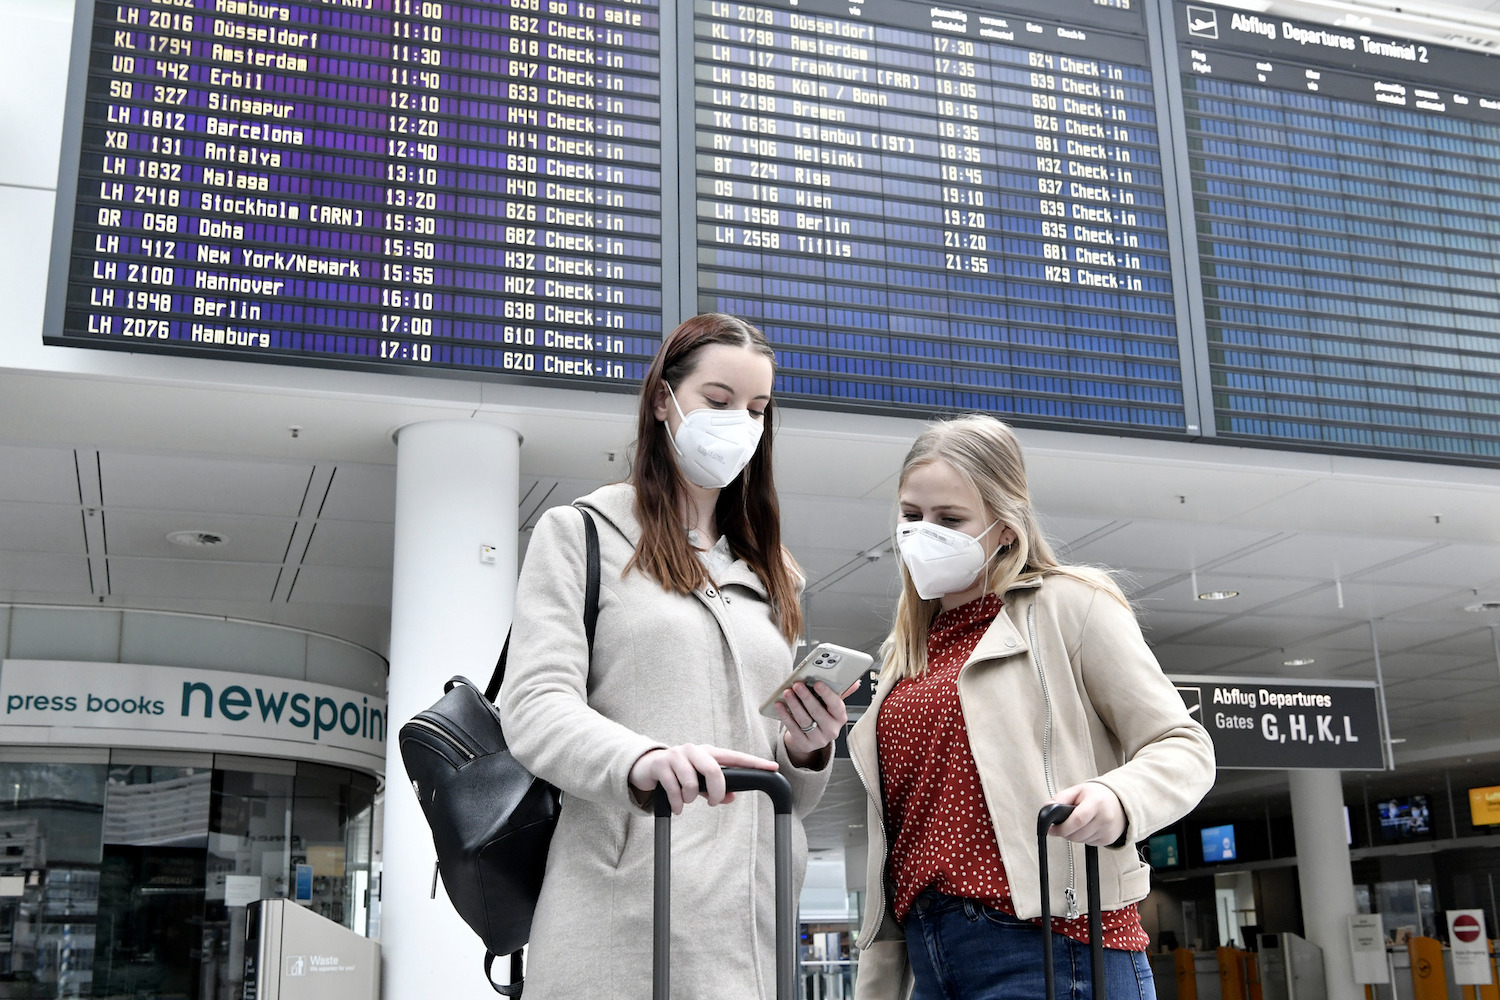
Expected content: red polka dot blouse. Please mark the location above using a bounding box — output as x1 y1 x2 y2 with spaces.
876 592 1149 950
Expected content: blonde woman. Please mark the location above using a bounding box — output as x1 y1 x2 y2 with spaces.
849 415 1214 1000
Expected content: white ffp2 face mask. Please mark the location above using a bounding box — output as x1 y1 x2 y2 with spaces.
666 384 764 489
896 520 1000 600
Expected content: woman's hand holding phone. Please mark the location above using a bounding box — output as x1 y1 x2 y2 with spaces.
628 744 778 816
773 678 856 763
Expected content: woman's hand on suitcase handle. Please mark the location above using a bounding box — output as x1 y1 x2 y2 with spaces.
1045 782 1126 847
629 744 778 815
775 680 856 765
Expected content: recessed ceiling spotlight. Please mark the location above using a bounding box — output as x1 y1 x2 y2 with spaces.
166 530 228 548
1463 601 1500 613
1283 658 1315 667
1197 590 1239 601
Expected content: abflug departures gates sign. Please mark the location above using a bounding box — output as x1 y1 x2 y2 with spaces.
1170 674 1385 770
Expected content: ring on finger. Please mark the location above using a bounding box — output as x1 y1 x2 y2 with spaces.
799 720 818 733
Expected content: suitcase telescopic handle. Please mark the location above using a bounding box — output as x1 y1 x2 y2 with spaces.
1038 803 1106 1000
652 768 796 1000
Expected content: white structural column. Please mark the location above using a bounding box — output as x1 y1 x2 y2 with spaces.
382 419 522 999
1289 769 1360 1000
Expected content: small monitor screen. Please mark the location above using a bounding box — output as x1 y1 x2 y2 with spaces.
1200 824 1237 863
1377 795 1431 839
1147 833 1180 868
1469 786 1500 827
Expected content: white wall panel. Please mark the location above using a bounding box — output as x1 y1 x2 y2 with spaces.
305 636 385 695
0 552 91 593
103 509 294 563
106 557 278 601
0 446 78 503
8 606 119 661
0 1 70 190
301 520 395 569
0 502 83 553
120 611 306 678
100 453 312 516
288 566 394 607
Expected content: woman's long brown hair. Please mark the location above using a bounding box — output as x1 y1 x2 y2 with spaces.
627 314 804 645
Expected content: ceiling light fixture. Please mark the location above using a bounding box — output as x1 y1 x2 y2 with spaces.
1197 590 1239 601
1463 601 1500 613
1283 657 1315 667
166 530 229 548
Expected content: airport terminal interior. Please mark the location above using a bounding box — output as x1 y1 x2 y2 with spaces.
2 0 1500 994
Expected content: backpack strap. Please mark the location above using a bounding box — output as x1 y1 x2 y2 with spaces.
483 504 599 702
482 505 600 995
484 952 525 997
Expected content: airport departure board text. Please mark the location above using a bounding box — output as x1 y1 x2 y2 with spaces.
44 0 1500 466
48 0 665 383
1173 1 1500 461
694 0 1191 430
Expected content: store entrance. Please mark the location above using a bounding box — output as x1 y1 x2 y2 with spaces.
93 846 206 1000
0 753 376 1000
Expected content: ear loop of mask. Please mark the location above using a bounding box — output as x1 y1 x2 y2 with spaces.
665 382 688 432
973 521 1015 593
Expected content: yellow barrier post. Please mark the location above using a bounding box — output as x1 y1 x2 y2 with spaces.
1408 936 1449 1000
1176 948 1199 1000
1244 948 1263 1000
1219 946 1248 1000
1475 939 1498 1000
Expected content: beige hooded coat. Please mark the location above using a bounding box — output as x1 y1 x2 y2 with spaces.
499 483 831 1000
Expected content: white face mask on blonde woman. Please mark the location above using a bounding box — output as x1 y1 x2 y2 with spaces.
897 458 1015 608
896 520 1000 600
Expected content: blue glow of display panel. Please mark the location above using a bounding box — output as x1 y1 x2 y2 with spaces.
1200 824 1236 862
1174 1 1500 462
47 0 665 385
41 0 1500 468
693 0 1190 431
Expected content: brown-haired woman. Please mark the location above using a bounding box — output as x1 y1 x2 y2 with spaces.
500 314 847 1000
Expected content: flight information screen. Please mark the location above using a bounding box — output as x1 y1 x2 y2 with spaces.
43 0 1500 465
46 0 665 384
1173 1 1500 461
694 0 1191 430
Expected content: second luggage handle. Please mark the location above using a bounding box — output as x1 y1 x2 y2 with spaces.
1038 802 1106 1000
652 768 795 1000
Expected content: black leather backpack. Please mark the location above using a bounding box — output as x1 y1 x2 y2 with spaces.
399 506 599 995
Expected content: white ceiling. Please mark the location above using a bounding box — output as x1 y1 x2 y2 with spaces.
2 370 1497 787
1237 0 1500 51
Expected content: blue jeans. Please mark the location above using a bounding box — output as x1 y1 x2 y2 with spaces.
902 892 1157 1000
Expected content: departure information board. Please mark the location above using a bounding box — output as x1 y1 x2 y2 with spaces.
46 0 665 384
43 0 1500 465
1173 1 1500 461
694 0 1190 429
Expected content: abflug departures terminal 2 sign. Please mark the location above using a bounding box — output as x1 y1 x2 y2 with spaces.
1172 674 1384 769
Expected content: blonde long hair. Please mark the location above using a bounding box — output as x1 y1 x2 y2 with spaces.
880 414 1127 681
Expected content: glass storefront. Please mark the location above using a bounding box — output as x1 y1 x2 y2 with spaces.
0 753 376 1000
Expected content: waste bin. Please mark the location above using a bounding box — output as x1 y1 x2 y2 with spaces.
242 898 380 1000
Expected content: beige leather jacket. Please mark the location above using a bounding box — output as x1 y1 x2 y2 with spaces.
849 573 1215 1000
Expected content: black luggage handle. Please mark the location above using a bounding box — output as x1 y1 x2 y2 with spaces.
1038 803 1105 1000
652 768 795 1000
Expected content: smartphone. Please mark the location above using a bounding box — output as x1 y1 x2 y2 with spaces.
758 642 874 719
